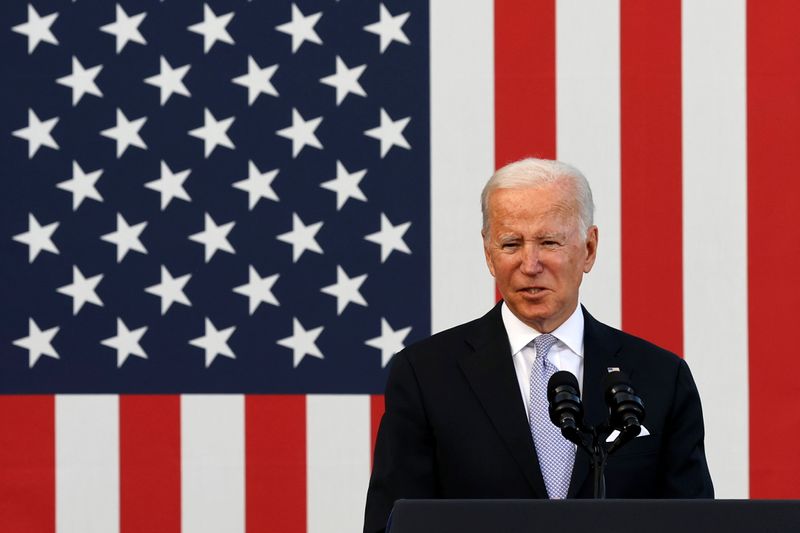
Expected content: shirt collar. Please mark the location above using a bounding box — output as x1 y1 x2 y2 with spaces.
501 301 585 358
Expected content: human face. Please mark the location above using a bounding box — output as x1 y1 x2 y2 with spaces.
482 183 598 333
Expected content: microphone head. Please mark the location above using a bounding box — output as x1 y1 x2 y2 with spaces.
603 370 646 430
601 369 631 396
547 371 583 443
547 370 580 402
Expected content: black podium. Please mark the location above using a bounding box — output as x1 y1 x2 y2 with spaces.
387 499 800 533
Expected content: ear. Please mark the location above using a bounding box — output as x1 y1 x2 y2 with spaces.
482 232 497 278
583 225 598 273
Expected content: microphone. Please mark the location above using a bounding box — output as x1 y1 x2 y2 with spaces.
602 370 645 454
547 370 584 445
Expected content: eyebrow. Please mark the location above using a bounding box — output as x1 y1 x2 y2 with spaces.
496 231 566 239
536 232 566 240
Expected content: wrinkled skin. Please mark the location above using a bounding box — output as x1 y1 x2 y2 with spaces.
482 183 598 333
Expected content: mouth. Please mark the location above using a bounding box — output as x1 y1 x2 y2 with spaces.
519 287 548 296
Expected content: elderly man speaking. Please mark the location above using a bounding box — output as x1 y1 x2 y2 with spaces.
363 158 713 533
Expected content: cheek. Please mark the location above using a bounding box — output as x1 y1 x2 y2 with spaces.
498 255 521 275
495 264 521 288
484 251 497 274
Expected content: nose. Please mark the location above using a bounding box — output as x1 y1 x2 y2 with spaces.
519 244 543 275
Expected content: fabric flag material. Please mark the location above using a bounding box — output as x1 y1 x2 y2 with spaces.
2 1 799 532
2 1 423 531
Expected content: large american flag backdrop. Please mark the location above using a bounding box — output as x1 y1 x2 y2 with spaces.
1 0 797 531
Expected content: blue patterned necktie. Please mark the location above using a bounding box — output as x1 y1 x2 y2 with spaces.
528 334 575 499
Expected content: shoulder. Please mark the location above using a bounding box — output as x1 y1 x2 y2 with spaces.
584 308 685 372
583 308 704 417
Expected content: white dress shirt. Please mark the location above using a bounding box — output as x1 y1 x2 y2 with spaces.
502 302 585 416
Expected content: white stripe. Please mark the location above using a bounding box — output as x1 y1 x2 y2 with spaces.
181 395 245 533
56 395 119 533
556 0 622 328
430 0 496 333
682 0 749 498
307 395 371 533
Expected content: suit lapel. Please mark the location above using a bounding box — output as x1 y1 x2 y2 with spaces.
567 306 623 497
457 304 549 498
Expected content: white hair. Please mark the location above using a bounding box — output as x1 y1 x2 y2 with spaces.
481 157 595 237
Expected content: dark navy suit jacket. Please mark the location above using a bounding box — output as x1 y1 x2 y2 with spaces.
363 303 714 533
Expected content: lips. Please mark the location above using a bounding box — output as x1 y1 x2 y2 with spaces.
519 287 548 296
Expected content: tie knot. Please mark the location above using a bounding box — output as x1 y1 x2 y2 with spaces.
533 334 557 359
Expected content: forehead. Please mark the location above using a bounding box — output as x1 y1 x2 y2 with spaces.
487 185 578 229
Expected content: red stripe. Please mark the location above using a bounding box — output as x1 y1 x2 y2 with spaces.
245 395 306 533
494 0 556 166
494 0 556 302
370 394 384 468
620 0 684 356
0 395 54 533
120 395 180 533
747 0 800 498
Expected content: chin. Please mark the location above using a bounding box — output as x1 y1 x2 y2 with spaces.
512 306 550 326
514 301 549 317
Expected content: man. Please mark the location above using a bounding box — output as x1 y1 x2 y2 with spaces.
363 158 713 533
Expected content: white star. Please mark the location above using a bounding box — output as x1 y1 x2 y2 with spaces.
365 213 412 262
276 212 323 262
275 3 322 53
12 5 58 54
320 160 367 210
13 318 59 368
233 265 280 315
363 3 410 53
188 108 235 158
12 109 59 158
57 266 103 315
56 56 102 106
277 317 323 368
100 4 147 54
188 3 234 54
144 56 191 105
101 318 147 368
364 108 411 158
365 317 412 368
276 108 322 158
189 318 236 367
145 265 192 315
145 161 191 210
320 56 366 106
100 213 147 263
57 161 103 210
320 265 368 315
13 213 59 262
232 161 279 210
100 108 147 158
189 212 235 262
232 56 278 105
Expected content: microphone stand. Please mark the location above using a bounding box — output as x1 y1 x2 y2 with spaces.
572 423 640 499
590 426 609 499
571 424 611 499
